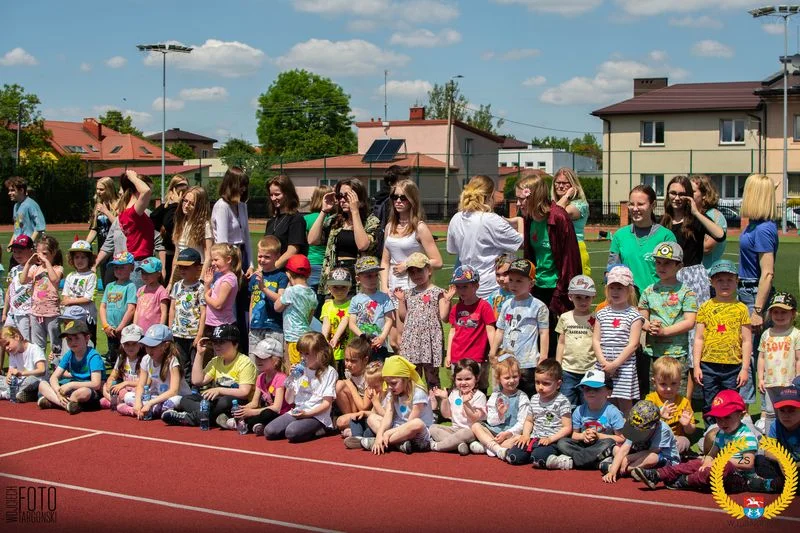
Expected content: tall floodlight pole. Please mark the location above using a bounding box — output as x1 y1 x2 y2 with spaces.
750 5 800 233
136 43 193 202
443 74 463 219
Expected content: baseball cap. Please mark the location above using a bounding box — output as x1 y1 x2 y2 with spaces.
708 259 737 278
286 255 311 277
209 324 240 342
652 241 683 263
120 324 145 344
568 275 596 296
60 320 90 337
355 255 383 274
405 252 430 269
768 291 798 312
175 247 202 266
60 305 90 322
579 369 612 390
706 390 746 418
773 385 800 409
326 267 352 287
622 400 661 443
450 265 479 285
507 259 536 281
10 234 33 249
135 257 162 274
69 240 93 254
110 252 135 266
606 265 634 287
139 324 174 346
252 337 284 359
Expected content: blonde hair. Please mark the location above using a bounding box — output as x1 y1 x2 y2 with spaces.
296 332 334 379
689 175 719 210
388 179 425 237
517 174 551 220
604 284 638 307
494 354 521 384
740 174 776 221
172 186 211 252
458 175 495 213
166 175 189 204
309 185 332 212
551 167 587 202
95 177 119 211
257 235 281 255
210 243 242 284
652 356 683 382
1 325 24 342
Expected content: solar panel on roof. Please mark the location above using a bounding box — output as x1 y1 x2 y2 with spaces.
362 138 405 163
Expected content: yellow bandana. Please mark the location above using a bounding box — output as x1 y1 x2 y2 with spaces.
381 356 427 392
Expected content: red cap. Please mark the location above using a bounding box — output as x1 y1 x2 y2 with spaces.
285 254 311 277
706 390 746 418
10 234 33 249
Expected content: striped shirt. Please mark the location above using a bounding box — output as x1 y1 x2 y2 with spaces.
714 423 758 462
596 305 643 349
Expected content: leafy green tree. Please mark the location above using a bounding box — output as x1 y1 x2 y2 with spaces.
0 84 49 163
98 110 143 137
256 70 357 160
217 137 261 172
425 82 503 134
531 135 571 150
570 133 602 168
166 141 196 160
467 103 504 134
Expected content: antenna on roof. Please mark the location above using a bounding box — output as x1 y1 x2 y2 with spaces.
384 69 388 123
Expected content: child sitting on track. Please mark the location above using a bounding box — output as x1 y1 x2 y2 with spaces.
430 358 487 455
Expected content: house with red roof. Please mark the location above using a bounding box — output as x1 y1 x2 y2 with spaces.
145 128 217 158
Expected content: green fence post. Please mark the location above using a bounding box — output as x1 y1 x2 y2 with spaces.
628 150 632 192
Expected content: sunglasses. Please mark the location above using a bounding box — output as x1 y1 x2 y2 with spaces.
554 181 571 187
336 193 347 200
390 194 409 202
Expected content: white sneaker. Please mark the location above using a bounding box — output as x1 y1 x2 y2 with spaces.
457 442 470 456
545 454 574 470
0 390 9 400
469 441 486 454
495 447 508 461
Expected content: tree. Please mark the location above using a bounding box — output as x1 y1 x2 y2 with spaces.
256 70 357 160
0 84 49 163
467 103 504 134
167 141 196 161
531 135 571 150
98 110 143 137
217 137 259 170
425 81 504 134
570 133 602 168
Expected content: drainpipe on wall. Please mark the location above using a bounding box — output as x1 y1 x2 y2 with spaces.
747 112 763 174
602 118 611 202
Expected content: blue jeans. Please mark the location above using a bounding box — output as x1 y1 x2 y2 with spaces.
560 370 585 407
700 362 741 424
737 284 772 405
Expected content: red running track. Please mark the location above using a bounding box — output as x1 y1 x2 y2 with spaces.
0 403 797 532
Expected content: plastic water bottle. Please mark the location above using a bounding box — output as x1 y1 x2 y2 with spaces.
9 376 19 403
142 390 153 420
289 360 306 380
231 399 247 435
199 397 211 431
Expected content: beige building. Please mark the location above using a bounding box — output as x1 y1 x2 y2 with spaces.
757 74 800 197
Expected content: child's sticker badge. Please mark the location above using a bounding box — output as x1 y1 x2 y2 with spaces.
300 377 310 389
399 404 409 414
454 398 463 406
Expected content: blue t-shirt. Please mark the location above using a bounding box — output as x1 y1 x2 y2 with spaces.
349 291 395 346
102 280 137 328
13 197 45 238
769 419 800 462
572 402 625 435
59 347 105 382
280 284 317 342
739 220 778 280
496 295 549 369
249 269 288 331
702 208 727 270
628 420 680 465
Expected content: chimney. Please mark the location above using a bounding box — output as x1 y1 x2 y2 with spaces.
83 118 102 140
409 106 425 121
633 78 668 97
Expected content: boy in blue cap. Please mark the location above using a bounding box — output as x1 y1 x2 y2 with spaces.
99 252 138 366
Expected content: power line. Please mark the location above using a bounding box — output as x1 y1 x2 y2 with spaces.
461 104 602 135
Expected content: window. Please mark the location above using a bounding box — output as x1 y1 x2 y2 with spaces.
64 145 87 153
537 161 546 169
500 162 508 167
110 145 123 154
320 178 338 187
788 173 800 196
464 138 473 155
641 121 664 145
720 119 745 144
139 146 152 155
87 144 99 153
525 161 534 167
794 115 800 141
641 174 664 197
201 149 208 158
711 174 746 199
369 179 381 198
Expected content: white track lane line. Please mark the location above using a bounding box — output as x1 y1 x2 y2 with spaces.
1 416 798 523
0 432 101 458
0 472 342 533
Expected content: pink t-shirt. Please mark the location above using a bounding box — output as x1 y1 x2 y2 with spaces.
135 284 169 332
28 265 63 317
119 206 154 260
205 271 238 326
256 371 291 414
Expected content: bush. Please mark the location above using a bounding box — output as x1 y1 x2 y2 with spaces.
579 176 602 200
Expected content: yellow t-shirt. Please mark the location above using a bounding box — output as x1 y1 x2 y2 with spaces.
555 310 595 374
204 353 257 390
321 299 351 361
644 392 693 436
696 299 750 365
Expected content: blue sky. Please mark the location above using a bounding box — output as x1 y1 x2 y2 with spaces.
1 0 795 146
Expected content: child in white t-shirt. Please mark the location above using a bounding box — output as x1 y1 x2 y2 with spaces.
0 325 46 402
430 358 487 454
556 275 597 407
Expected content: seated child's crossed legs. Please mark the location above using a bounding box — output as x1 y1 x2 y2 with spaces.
366 411 428 449
610 447 661 476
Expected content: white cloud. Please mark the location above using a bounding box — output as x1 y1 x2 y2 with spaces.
179 87 228 101
692 39 734 58
43 106 83 120
539 53 688 106
142 39 266 78
250 96 260 109
522 75 547 87
389 28 461 47
347 19 379 32
105 56 127 68
668 15 723 29
293 0 458 25
491 0 602 16
215 128 231 139
152 97 185 111
93 106 153 128
763 23 785 35
0 47 38 67
616 0 758 17
648 50 668 62
484 48 541 61
79 62 92 72
275 39 409 76
350 107 372 122
293 0 388 16
378 79 433 98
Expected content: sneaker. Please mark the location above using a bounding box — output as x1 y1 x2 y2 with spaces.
745 476 782 494
665 474 690 490
66 401 81 415
631 467 660 489
17 388 38 403
344 436 363 449
469 441 486 455
599 457 613 475
37 396 53 409
341 428 352 438
252 423 265 436
597 441 615 461
495 447 508 461
361 437 376 451
116 403 136 417
545 454 574 470
0 390 10 400
99 397 111 409
429 441 439 452
457 442 470 456
216 414 231 429
162 410 193 426
399 441 413 454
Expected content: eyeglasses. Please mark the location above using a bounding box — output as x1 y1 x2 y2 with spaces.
335 193 347 200
390 194 409 202
668 191 689 197
554 181 571 187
